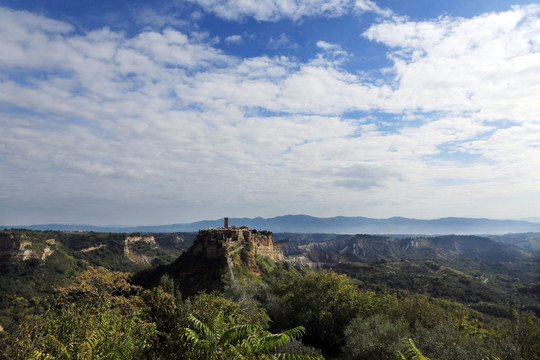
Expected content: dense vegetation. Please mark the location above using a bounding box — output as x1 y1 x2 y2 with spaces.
2 266 539 359
0 229 193 330
276 233 540 321
0 229 539 359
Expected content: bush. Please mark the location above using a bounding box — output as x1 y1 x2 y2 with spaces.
344 314 410 360
2 267 158 359
268 269 395 352
413 321 485 360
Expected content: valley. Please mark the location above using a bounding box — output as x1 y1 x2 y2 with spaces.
0 226 539 359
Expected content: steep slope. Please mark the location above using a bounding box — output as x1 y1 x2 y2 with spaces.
132 226 284 296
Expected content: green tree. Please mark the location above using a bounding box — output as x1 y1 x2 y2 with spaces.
391 294 447 330
224 279 270 327
191 291 269 328
344 314 410 360
397 339 503 360
269 269 394 352
510 310 540 359
413 321 485 360
3 267 157 359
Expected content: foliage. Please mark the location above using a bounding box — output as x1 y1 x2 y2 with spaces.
255 255 295 283
413 321 485 360
452 309 487 338
391 294 448 330
344 314 410 360
396 339 508 360
2 267 157 359
508 310 540 359
224 280 271 328
268 269 395 352
331 258 509 306
396 339 431 360
274 340 323 358
0 229 190 330
190 292 262 328
2 229 539 360
181 311 324 360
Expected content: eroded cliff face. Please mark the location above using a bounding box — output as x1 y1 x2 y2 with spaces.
0 233 56 262
157 226 285 296
123 236 157 266
253 241 284 262
200 227 284 261
124 236 157 252
192 228 284 262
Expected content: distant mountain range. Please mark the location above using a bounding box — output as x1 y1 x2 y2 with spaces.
5 215 540 235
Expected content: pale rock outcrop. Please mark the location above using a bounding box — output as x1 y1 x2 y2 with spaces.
80 244 107 253
124 236 157 255
124 236 157 266
19 241 37 261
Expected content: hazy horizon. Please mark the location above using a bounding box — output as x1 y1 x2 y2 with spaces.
4 214 540 229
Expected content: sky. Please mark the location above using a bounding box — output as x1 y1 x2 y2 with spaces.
1 0 540 226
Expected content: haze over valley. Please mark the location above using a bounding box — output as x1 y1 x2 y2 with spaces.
6 214 540 236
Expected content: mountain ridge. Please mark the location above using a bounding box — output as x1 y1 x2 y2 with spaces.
5 215 540 235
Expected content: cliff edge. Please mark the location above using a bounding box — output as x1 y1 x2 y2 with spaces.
132 223 284 296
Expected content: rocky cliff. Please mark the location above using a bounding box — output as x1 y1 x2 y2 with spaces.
133 226 284 296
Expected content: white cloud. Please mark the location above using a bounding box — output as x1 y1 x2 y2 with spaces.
354 0 391 17
0 6 73 35
268 33 297 49
0 8 74 68
133 6 190 29
131 29 229 68
315 40 349 63
224 34 243 44
189 0 389 21
365 5 540 121
316 40 341 51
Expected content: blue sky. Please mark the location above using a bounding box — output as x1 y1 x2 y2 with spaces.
1 0 540 226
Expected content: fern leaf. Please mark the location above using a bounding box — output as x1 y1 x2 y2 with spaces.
398 339 431 360
78 328 107 359
274 353 325 360
43 334 71 359
30 350 57 360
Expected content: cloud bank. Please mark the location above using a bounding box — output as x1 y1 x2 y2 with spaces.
1 4 540 225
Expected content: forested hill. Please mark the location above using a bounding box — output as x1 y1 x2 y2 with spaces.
274 233 540 314
0 229 194 329
275 234 532 262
